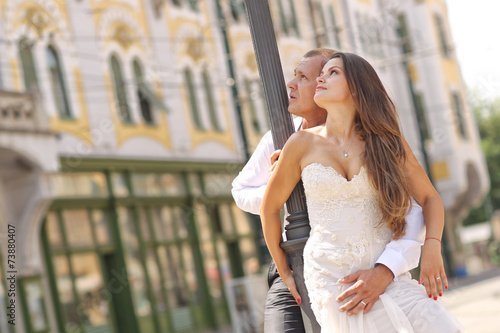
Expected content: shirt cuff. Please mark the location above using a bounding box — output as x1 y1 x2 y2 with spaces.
375 248 409 281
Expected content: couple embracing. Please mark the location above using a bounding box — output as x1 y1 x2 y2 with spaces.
232 48 463 332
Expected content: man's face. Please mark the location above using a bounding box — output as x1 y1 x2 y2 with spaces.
287 55 325 117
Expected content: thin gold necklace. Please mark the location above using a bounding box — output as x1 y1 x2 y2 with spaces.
326 127 355 159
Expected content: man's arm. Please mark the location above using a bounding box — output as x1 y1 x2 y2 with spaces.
336 202 425 315
231 131 274 215
232 117 303 215
375 201 425 278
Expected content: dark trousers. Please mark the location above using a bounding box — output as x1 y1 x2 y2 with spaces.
263 260 305 332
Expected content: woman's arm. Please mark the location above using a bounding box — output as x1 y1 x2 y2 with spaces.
260 132 310 304
402 138 447 300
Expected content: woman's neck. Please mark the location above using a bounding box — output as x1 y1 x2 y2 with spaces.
324 106 356 143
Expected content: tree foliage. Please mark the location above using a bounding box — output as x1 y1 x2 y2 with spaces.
463 96 500 225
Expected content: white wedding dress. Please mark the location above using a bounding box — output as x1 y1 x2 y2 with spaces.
302 163 463 333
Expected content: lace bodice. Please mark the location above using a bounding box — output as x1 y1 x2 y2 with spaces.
301 163 393 325
302 162 392 277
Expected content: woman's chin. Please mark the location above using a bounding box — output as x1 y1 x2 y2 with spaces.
313 96 327 108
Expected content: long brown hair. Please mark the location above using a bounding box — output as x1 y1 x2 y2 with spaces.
331 52 411 239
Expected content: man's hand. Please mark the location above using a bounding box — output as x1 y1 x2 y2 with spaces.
269 119 308 175
269 149 281 175
336 264 394 315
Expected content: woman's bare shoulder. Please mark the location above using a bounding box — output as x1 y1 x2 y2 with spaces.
286 126 323 147
288 128 314 141
279 127 324 161
298 125 325 143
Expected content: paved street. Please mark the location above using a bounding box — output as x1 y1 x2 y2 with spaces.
442 268 500 333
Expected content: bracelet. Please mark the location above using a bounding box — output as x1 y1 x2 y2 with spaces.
425 237 441 243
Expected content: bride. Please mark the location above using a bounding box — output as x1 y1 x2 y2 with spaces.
260 52 463 332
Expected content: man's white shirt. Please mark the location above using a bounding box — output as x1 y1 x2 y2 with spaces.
231 117 425 279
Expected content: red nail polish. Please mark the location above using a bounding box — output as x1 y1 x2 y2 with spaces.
428 294 431 298
297 298 301 304
439 293 442 297
434 296 437 300
445 286 448 290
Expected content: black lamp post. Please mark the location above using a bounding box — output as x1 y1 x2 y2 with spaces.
243 0 320 331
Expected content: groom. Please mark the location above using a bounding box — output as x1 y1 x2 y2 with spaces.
231 48 425 332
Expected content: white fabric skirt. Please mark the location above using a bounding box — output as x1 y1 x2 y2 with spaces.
317 273 464 333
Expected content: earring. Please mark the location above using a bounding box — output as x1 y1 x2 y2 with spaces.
352 92 356 96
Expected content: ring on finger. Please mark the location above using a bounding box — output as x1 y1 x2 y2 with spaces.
360 300 367 306
436 277 441 280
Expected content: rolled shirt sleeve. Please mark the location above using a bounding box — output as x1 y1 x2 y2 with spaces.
375 201 425 280
231 118 303 215
231 131 275 215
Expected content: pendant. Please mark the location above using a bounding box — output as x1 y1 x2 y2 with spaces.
343 151 348 158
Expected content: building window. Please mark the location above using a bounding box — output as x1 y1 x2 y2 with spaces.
151 0 163 18
229 0 245 22
328 5 341 48
170 0 198 10
19 39 39 91
356 13 367 53
311 1 328 47
208 203 259 276
202 69 222 131
354 15 381 57
18 277 50 332
17 276 50 333
46 46 72 118
451 92 468 139
244 78 261 133
43 210 115 333
187 0 198 11
414 93 431 141
110 55 132 123
374 20 384 58
118 206 194 332
434 14 451 58
133 59 154 125
183 68 203 130
277 0 300 37
366 19 381 57
397 14 412 54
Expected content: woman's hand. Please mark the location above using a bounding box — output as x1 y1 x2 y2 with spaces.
419 239 448 300
280 269 302 305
